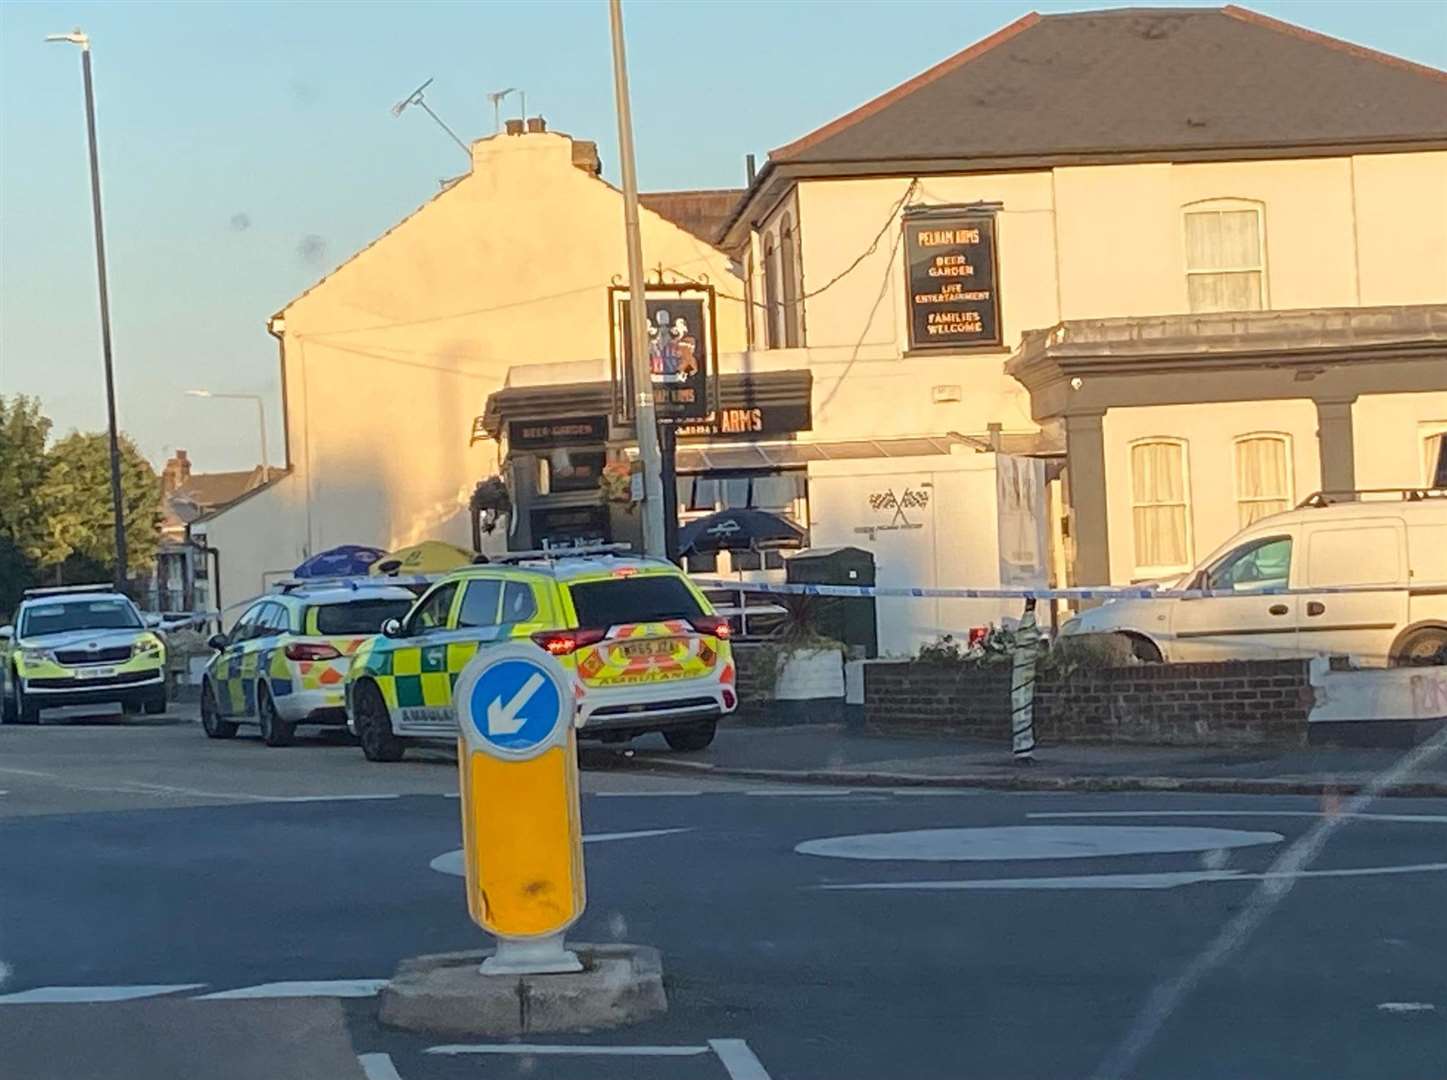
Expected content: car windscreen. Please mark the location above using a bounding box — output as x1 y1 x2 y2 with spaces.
21 599 141 636
567 575 704 628
310 598 415 635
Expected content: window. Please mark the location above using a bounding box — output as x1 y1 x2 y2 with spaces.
501 581 537 624
1235 434 1293 526
312 599 413 635
762 236 781 349
567 575 703 629
1204 536 1292 593
21 598 141 637
1422 423 1447 487
258 603 291 636
1184 201 1265 313
407 581 458 633
228 603 266 641
779 214 800 348
456 579 502 628
1130 439 1192 575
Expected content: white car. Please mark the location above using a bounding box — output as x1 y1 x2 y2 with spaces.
1064 489 1447 667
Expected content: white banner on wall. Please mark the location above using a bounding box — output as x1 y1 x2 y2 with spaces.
995 454 1049 589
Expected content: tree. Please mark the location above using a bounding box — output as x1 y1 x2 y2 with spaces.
0 396 52 566
42 431 162 580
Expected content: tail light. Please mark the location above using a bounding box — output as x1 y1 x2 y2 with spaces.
689 615 732 640
530 628 607 656
285 642 341 661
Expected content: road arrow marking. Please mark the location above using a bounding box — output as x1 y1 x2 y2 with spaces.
487 672 544 736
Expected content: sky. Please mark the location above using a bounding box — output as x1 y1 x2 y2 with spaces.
2 0 1444 473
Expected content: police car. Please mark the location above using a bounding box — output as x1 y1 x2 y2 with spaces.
1 585 168 723
199 583 416 746
344 550 736 762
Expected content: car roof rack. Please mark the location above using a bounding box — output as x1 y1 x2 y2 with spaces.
492 541 634 565
1298 487 1446 508
23 583 120 599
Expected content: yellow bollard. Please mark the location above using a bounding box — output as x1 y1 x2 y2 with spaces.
452 642 585 974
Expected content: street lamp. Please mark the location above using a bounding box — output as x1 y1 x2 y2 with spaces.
185 390 270 478
46 27 130 592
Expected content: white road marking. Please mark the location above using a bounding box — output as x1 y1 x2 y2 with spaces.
0 984 204 1004
888 789 981 797
710 1038 774 1079
797 825 1282 862
431 828 692 876
426 1043 711 1056
357 1052 406 1080
583 828 692 843
819 861 1447 892
593 790 702 797
196 979 387 1000
1030 810 1447 825
1377 1002 1437 1013
0 766 403 805
747 788 855 796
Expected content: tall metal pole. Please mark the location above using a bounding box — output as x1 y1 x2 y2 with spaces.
56 32 129 591
254 396 271 478
608 0 666 558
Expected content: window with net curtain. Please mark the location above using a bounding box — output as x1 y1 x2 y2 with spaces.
1235 434 1293 527
1130 439 1191 575
1185 203 1265 314
1423 424 1447 487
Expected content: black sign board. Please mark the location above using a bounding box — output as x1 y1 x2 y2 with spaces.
903 213 1002 350
611 285 717 423
508 415 608 451
674 401 812 441
530 504 610 546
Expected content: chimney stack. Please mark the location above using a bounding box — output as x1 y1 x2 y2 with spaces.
525 116 546 133
571 139 601 175
162 449 192 494
504 117 525 136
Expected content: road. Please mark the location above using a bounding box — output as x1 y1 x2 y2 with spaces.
2 709 1445 1079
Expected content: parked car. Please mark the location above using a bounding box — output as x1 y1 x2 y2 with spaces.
1 585 169 723
199 583 417 745
1063 489 1447 667
344 551 737 762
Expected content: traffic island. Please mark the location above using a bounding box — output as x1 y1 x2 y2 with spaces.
378 944 666 1036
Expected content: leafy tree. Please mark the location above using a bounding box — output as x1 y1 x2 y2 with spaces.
0 396 52 567
42 431 161 580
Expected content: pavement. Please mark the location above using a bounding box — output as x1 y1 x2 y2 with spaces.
624 721 1447 797
3 706 1446 1079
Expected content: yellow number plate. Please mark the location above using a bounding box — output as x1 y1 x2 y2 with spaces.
618 639 675 658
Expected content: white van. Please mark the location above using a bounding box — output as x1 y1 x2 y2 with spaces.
1064 489 1447 667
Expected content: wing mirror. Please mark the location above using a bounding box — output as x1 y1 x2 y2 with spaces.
381 618 404 639
207 633 229 651
142 613 164 628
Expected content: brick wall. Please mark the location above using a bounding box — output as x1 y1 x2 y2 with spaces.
865 659 1314 747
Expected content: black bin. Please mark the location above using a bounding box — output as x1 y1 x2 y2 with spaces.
784 546 878 658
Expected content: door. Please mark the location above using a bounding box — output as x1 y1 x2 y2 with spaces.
1170 534 1299 661
1298 518 1408 667
389 581 461 728
216 603 265 715
234 602 288 717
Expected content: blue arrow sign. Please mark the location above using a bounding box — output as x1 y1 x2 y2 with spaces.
466 656 566 753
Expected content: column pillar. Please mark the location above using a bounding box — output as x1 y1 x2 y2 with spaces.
1064 410 1110 586
1314 396 1357 495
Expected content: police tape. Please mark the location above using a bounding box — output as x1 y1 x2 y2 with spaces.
690 577 1447 602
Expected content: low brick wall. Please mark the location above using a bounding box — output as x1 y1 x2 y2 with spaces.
865 659 1314 747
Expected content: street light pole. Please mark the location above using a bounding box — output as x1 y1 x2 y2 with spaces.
48 29 128 592
184 391 270 477
608 0 667 559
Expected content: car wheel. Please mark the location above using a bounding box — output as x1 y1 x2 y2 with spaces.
257 685 295 747
1393 627 1447 667
200 682 239 739
354 681 405 762
663 718 717 752
14 681 40 725
1126 635 1164 664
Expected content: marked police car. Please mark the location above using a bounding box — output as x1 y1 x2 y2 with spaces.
1 585 168 723
199 583 416 746
344 550 736 762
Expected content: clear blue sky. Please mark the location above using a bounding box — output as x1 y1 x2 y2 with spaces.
2 1 1444 472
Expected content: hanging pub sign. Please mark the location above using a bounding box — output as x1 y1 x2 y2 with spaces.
903 210 1002 351
609 283 717 424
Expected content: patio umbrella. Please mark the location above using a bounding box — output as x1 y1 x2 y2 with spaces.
293 544 387 579
678 508 805 556
369 540 474 577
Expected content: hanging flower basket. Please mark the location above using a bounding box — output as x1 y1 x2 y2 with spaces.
599 462 635 505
